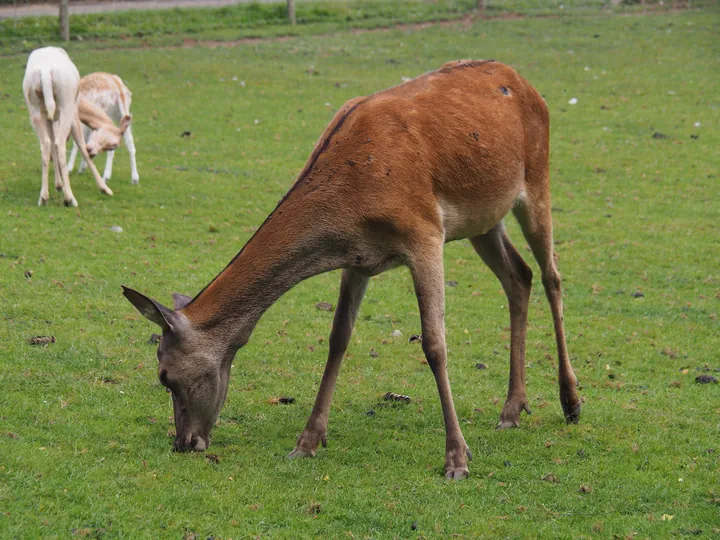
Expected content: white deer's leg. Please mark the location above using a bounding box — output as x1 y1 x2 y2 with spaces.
289 269 369 458
410 237 471 480
31 115 52 206
53 115 77 207
103 150 115 183
52 147 64 194
123 126 139 184
77 125 91 173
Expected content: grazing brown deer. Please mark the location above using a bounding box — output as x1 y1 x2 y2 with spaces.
123 60 581 480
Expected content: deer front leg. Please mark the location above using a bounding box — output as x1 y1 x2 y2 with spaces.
410 241 471 480
71 118 113 197
102 150 115 183
76 125 91 174
289 269 369 458
470 225 533 429
123 125 139 184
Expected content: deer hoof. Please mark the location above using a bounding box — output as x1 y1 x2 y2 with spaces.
288 447 315 459
101 186 114 196
563 400 582 425
444 444 470 480
445 467 469 481
63 197 78 208
497 397 531 429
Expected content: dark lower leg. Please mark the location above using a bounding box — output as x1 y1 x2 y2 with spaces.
515 202 581 424
411 249 470 479
290 270 369 457
471 228 533 428
543 271 581 423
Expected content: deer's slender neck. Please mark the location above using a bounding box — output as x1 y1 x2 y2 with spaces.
183 195 347 350
77 95 115 130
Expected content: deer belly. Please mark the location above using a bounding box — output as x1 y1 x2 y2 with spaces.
438 193 519 242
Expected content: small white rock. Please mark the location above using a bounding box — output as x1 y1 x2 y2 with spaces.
668 90 676 95
568 97 578 105
584 66 590 71
110 226 123 233
390 329 403 338
253 119 260 125
240 81 246 87
401 76 411 82
231 76 238 81
603 126 611 132
694 121 701 128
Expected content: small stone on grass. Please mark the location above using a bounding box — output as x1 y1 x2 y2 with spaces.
316 301 333 311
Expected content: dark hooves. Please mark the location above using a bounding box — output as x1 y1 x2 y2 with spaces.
564 402 582 424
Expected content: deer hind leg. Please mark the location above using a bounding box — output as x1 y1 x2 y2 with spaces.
52 114 78 207
513 187 581 424
289 269 369 458
52 147 64 193
470 222 533 429
410 238 471 479
31 115 52 206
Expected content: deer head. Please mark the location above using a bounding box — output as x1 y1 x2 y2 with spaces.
86 115 131 158
122 286 233 452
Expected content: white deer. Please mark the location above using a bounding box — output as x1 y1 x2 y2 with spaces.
68 72 139 184
22 47 113 207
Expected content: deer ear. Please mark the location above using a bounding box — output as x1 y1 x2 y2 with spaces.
122 286 177 332
119 115 132 135
172 293 193 311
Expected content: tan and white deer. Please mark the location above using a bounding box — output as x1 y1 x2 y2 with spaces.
22 47 114 207
68 73 138 184
123 60 581 480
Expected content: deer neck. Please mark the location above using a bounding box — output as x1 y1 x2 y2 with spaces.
77 95 116 131
182 193 348 351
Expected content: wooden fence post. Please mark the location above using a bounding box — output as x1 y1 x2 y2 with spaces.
287 0 296 25
59 0 70 41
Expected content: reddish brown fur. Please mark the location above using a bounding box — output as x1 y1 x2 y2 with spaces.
124 60 580 479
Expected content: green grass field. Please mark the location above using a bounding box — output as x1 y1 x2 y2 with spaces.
1 4 719 538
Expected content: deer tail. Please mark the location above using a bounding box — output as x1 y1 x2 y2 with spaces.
40 68 56 120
